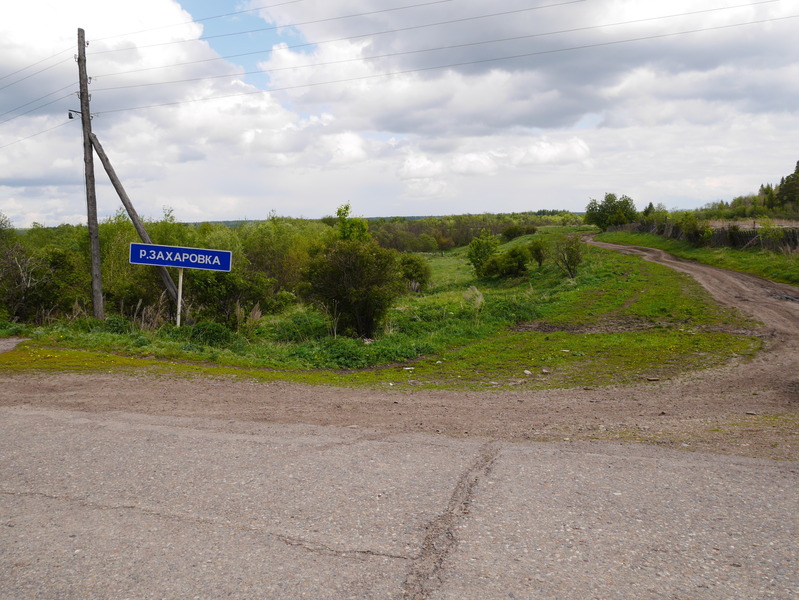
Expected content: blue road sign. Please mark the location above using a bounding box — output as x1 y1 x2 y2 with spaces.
129 243 232 272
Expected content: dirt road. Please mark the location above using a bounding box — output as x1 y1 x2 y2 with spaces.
1 241 797 460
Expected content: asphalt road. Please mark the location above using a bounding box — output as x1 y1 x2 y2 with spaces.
1 405 796 599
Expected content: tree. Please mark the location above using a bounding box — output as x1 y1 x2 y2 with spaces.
551 235 583 278
584 193 639 230
483 246 531 278
302 239 403 338
527 238 548 268
466 230 500 276
775 161 799 208
399 254 432 292
302 205 403 338
335 203 370 241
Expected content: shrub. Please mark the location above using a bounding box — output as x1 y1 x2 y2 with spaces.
466 230 500 276
528 238 548 268
104 314 134 334
551 235 583 278
302 239 404 338
189 321 237 347
399 254 433 292
483 246 531 278
501 224 526 242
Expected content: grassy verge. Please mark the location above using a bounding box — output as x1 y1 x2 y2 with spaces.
0 235 762 389
595 231 799 286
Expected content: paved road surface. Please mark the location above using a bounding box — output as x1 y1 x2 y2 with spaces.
1 406 796 599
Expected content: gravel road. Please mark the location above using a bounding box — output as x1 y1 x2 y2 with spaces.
1 243 797 599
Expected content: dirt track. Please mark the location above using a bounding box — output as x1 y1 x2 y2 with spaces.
1 243 798 460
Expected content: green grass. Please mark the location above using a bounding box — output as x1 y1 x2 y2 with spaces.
595 231 799 286
0 233 763 389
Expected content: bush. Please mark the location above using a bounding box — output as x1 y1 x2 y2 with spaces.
483 246 531 278
0 321 24 336
501 225 526 242
528 238 548 268
302 239 404 338
399 254 433 292
189 321 237 347
104 314 134 334
551 235 583 278
466 230 500 276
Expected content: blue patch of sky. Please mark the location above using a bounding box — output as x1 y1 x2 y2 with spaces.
178 0 314 88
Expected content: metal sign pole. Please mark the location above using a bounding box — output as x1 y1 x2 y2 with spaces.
127 243 232 328
176 268 184 327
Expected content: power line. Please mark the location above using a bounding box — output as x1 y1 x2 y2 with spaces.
92 0 589 79
0 92 76 127
90 0 460 54
92 14 798 117
0 45 73 83
91 0 307 43
0 84 77 122
0 120 74 150
89 1 783 94
0 55 73 92
90 0 774 82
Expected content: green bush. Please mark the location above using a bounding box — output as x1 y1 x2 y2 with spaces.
0 321 24 336
466 230 500 276
483 246 531 278
302 238 404 338
551 235 583 278
189 321 237 347
528 238 548 268
104 314 134 334
399 254 433 292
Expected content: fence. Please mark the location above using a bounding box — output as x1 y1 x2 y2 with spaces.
607 222 799 252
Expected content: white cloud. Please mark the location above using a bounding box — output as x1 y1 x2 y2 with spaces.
0 0 796 227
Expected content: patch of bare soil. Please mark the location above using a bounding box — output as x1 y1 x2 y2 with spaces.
1 242 797 460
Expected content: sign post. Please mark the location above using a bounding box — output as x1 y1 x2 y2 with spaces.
129 243 232 326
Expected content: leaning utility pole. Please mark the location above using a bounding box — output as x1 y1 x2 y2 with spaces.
89 132 180 306
77 28 104 319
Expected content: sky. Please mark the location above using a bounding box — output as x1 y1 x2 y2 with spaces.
1 0 797 228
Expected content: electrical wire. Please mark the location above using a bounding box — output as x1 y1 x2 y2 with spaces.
91 14 799 117
91 0 307 42
90 0 777 81
0 84 77 122
1 2 790 148
0 120 74 150
0 56 74 92
0 93 77 127
89 1 784 94
90 0 459 54
0 45 73 83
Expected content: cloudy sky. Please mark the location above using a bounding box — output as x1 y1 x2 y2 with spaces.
1 0 797 227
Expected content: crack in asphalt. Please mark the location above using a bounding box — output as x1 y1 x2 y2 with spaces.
1 488 411 563
402 442 500 600
275 534 411 562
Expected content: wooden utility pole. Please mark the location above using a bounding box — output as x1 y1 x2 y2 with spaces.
77 28 104 319
90 132 180 306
